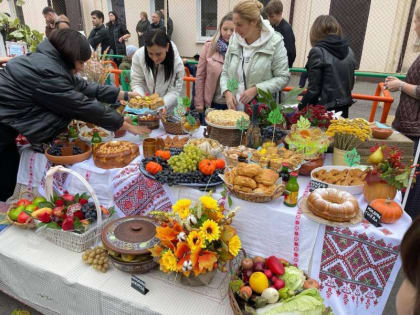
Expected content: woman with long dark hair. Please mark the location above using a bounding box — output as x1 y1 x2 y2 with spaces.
0 29 147 201
106 11 130 64
131 30 184 111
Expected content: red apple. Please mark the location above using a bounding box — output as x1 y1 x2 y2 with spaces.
274 279 285 290
17 211 32 224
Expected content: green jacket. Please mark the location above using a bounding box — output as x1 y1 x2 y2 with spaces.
220 18 290 95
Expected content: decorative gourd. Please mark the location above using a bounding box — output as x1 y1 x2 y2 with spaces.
155 150 171 160
199 159 216 175
363 182 397 203
145 161 162 175
370 198 403 223
213 159 225 169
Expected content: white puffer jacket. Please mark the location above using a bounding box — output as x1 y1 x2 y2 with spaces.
131 41 185 110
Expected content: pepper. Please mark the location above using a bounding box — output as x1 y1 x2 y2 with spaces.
266 256 285 275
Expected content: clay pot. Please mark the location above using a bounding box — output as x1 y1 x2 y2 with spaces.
363 182 397 203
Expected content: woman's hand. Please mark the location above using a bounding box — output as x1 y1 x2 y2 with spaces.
117 91 140 100
224 91 237 110
119 34 130 43
239 86 257 105
385 76 404 92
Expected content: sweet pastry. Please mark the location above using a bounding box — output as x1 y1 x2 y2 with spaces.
312 168 367 186
129 93 164 110
224 146 256 164
162 136 189 148
81 127 110 138
307 188 359 222
251 147 304 171
254 169 279 186
254 183 276 195
93 141 139 169
234 185 253 193
206 110 249 127
236 163 262 177
233 175 257 189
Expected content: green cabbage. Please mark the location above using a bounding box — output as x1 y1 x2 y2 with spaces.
279 266 305 291
256 289 331 315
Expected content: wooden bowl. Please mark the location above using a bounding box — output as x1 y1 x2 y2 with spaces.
371 127 392 139
138 114 160 130
45 140 92 165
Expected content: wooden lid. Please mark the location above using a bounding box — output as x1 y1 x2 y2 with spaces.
101 216 158 255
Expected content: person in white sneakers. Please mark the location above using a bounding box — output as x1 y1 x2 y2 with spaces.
131 30 184 112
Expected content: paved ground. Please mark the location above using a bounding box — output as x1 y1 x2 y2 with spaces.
0 74 403 315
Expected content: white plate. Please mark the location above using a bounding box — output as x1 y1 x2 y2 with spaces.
310 165 367 195
78 126 114 143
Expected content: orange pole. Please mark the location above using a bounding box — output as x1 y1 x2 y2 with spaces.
184 66 192 98
368 83 383 122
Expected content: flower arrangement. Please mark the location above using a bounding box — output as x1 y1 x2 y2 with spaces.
365 145 415 190
149 194 241 277
326 118 371 150
288 105 333 129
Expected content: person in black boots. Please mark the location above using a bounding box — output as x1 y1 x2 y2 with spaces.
0 29 148 201
88 10 111 54
299 15 356 118
265 0 296 68
106 11 130 65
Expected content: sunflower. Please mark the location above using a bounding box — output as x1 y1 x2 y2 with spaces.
228 235 241 257
187 230 205 251
159 250 178 272
200 196 218 210
172 199 191 219
200 219 220 242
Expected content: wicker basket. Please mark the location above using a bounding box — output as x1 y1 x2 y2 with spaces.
160 112 186 135
204 126 244 147
6 190 36 229
226 182 285 203
39 165 113 252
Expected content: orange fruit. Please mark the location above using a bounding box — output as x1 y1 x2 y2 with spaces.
249 272 269 294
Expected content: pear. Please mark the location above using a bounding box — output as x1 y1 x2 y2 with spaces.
368 147 384 164
9 205 25 221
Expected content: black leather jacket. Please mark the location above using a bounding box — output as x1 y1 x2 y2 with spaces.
300 35 356 110
0 39 123 144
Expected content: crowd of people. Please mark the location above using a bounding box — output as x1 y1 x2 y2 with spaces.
1 1 420 313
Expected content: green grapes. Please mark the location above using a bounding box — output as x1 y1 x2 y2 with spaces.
168 145 205 173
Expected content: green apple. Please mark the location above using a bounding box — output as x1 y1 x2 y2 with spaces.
25 204 38 213
32 196 47 206
9 205 25 221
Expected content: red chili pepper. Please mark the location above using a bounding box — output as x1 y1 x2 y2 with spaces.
266 256 285 275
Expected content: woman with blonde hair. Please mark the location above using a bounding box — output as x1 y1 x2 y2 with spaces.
136 11 150 48
220 0 290 111
299 15 356 117
195 12 234 111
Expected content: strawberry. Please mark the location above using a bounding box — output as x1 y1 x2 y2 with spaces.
79 198 88 205
38 211 51 223
55 199 64 206
62 193 74 202
73 210 84 220
62 216 74 231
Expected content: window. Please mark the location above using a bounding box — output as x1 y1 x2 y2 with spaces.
197 0 217 41
151 0 165 14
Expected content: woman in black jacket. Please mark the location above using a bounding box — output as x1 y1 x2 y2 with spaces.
299 15 356 118
0 29 147 201
107 11 130 64
136 11 150 48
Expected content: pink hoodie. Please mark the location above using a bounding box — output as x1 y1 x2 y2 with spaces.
195 41 225 108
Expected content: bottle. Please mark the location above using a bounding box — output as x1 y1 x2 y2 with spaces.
284 172 299 207
91 131 102 147
279 162 290 184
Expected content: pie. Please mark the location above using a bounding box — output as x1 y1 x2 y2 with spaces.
93 141 139 169
312 168 367 186
129 93 164 110
206 110 249 127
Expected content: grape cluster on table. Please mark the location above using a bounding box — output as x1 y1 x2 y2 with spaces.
261 126 287 143
47 143 83 156
82 202 97 222
142 156 224 186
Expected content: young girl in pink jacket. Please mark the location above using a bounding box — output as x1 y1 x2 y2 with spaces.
195 13 234 111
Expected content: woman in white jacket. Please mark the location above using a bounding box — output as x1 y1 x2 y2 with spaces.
131 30 184 111
221 0 290 111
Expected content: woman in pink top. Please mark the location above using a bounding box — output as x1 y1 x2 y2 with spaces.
195 13 234 111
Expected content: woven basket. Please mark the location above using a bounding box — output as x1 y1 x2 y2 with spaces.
228 250 247 315
160 112 186 135
6 190 36 229
226 183 285 203
204 126 243 147
39 165 113 252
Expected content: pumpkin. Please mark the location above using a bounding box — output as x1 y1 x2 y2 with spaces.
155 150 171 160
363 182 397 203
370 198 403 223
145 161 162 175
199 159 216 175
213 158 225 169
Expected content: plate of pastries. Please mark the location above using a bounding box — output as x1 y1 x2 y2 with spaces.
311 166 368 195
299 187 362 227
250 143 304 172
222 162 285 203
79 125 114 143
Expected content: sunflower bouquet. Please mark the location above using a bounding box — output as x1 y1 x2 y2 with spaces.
149 194 241 278
326 118 371 150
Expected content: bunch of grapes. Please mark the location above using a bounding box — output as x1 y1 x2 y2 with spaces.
47 143 83 156
81 202 97 223
167 145 205 173
82 246 109 272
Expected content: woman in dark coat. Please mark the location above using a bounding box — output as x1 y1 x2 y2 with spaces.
299 15 356 118
0 29 147 201
136 11 150 48
106 11 130 64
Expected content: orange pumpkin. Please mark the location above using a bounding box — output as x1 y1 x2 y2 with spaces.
363 182 397 203
199 159 216 175
370 199 403 223
145 161 162 175
213 159 225 169
155 150 171 160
